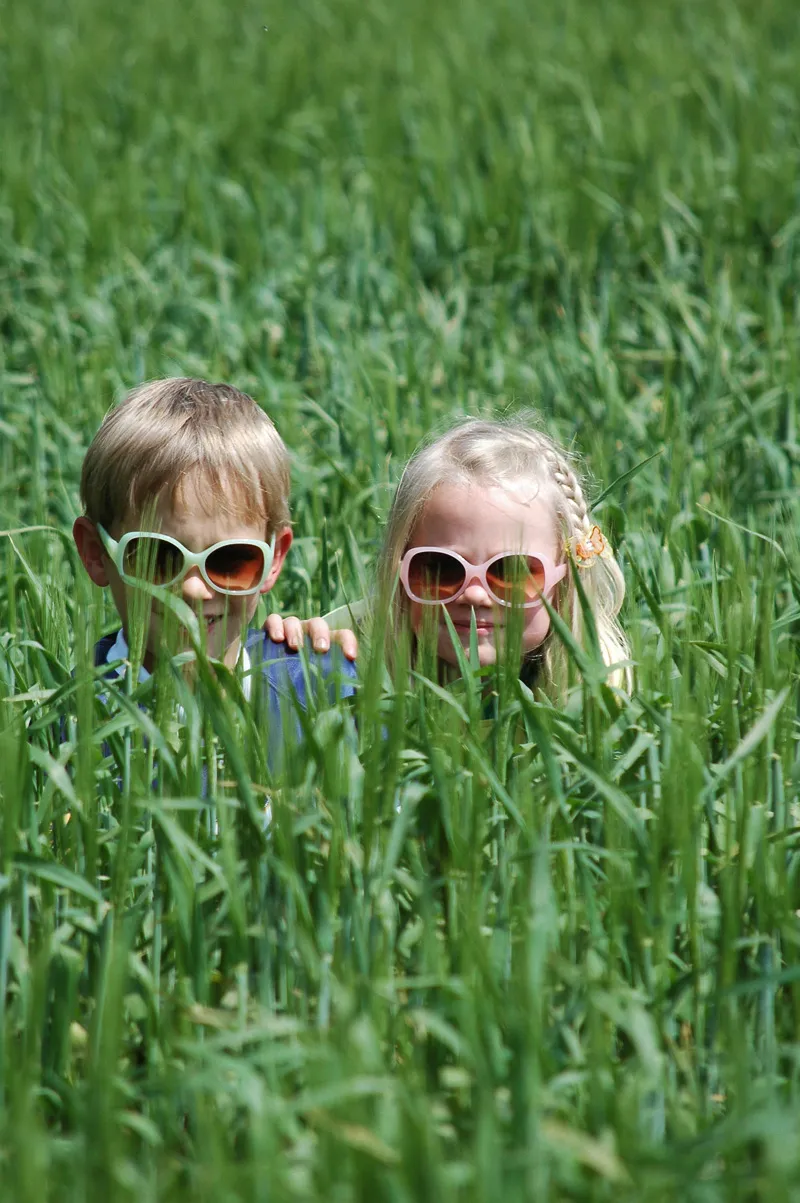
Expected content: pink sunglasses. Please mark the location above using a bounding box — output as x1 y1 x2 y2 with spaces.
399 547 567 609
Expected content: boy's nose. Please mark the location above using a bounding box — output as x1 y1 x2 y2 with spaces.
181 567 215 602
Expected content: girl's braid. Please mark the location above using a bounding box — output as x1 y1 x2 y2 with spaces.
544 445 592 537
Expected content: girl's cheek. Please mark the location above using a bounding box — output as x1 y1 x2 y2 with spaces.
522 607 552 653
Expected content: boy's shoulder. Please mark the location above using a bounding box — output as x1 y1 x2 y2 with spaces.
90 627 356 704
244 629 357 702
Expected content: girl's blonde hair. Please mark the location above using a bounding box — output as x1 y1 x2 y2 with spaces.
80 378 291 538
376 415 631 692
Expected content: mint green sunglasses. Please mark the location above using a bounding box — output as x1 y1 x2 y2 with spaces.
97 524 276 597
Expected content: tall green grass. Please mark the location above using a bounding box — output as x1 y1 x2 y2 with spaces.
2 0 800 1197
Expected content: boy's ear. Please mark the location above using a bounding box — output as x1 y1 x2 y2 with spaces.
261 526 293 593
73 517 111 587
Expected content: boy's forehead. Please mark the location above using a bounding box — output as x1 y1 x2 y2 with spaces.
123 469 269 535
174 468 265 517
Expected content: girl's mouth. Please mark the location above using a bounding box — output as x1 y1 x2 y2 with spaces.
452 619 494 635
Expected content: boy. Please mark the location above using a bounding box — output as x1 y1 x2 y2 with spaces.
73 376 357 726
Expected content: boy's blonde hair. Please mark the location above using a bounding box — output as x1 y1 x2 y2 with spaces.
80 378 291 537
376 415 631 692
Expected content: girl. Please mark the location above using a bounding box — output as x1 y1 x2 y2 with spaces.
373 415 630 693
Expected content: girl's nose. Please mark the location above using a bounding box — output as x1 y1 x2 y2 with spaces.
461 578 493 607
181 567 215 602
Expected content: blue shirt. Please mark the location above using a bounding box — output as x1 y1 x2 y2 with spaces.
93 627 358 769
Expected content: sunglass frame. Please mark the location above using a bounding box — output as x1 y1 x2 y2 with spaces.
399 546 568 608
96 524 276 597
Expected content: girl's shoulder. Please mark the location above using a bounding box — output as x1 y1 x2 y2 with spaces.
323 599 369 630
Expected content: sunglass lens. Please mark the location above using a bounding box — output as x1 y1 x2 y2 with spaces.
407 551 466 601
123 537 184 585
486 555 546 604
206 544 265 592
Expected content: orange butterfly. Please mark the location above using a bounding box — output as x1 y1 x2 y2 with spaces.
567 525 610 565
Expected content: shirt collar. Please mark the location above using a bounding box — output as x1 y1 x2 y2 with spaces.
106 628 150 684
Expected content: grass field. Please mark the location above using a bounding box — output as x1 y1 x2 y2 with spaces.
2 0 800 1197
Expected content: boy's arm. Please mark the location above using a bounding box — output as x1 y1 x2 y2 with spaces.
264 612 358 661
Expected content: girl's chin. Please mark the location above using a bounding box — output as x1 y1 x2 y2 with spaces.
439 640 498 666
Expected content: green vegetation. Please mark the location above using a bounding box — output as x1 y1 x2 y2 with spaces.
2 0 800 1197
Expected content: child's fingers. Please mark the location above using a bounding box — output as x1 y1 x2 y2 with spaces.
265 613 303 650
304 620 358 659
264 613 286 642
280 616 305 650
330 628 358 661
304 617 332 653
265 615 357 659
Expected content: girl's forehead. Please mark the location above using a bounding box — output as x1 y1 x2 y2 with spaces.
415 481 558 551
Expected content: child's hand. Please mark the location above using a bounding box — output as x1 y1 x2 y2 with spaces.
264 613 358 661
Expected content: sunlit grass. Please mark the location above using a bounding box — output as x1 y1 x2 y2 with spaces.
1 0 800 1197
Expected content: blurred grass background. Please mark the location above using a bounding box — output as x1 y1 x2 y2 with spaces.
2 0 800 1198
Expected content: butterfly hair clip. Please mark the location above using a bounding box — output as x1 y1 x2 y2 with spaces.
565 525 612 566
